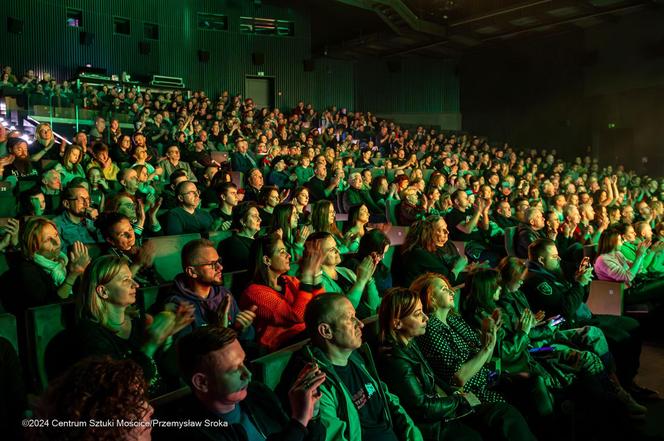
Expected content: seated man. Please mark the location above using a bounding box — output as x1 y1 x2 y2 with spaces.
176 326 325 441
88 142 120 181
277 293 423 441
40 168 61 214
53 183 101 251
492 200 520 230
522 238 652 399
164 238 255 342
515 207 547 259
159 145 197 182
620 221 664 274
230 138 258 174
165 181 214 235
210 182 238 232
445 189 498 265
343 172 382 214
306 162 338 203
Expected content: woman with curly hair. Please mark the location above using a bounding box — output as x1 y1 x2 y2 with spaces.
33 356 153 441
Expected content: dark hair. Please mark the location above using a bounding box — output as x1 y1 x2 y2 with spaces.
177 326 237 387
311 200 342 239
258 185 279 207
357 229 391 259
378 287 420 345
169 169 188 187
96 211 132 240
597 228 621 255
249 232 282 285
61 182 88 201
344 204 367 233
272 203 297 244
35 356 149 441
232 201 259 231
461 268 501 320
216 181 237 202
181 238 215 269
528 238 555 262
304 292 347 342
497 256 527 287
92 141 109 156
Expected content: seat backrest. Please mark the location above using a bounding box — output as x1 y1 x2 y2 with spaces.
587 280 624 316
251 338 310 390
0 313 19 355
385 199 399 225
209 230 232 248
451 240 466 257
505 226 518 257
385 226 408 246
230 171 244 189
27 302 76 391
151 233 202 281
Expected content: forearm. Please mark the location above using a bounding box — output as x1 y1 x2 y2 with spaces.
454 348 492 386
56 272 79 299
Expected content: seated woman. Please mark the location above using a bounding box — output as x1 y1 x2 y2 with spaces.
595 227 664 306
376 287 536 441
271 203 310 271
96 212 161 286
258 185 280 227
394 216 467 288
314 231 380 319
3 217 90 315
410 272 505 404
342 203 370 254
68 255 194 393
33 356 153 441
53 144 86 186
292 186 311 226
218 202 262 295
311 200 352 254
240 233 324 351
104 191 161 237
346 228 393 294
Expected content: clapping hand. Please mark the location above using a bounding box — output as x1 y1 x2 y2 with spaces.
68 241 91 275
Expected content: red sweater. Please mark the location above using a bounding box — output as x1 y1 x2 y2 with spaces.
241 275 324 351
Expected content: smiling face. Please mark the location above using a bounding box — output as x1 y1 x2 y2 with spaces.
107 218 136 251
431 277 455 310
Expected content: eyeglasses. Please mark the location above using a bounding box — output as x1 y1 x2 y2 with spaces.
190 259 222 269
180 189 200 197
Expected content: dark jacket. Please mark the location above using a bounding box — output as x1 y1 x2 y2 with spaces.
230 151 258 174
522 261 591 326
376 338 472 441
515 225 546 259
342 187 382 214
175 382 324 441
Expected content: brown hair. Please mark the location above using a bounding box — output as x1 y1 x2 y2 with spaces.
378 287 420 345
597 228 622 255
311 200 342 239
402 215 442 254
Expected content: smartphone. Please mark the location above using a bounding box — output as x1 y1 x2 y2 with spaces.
528 346 555 354
550 316 565 327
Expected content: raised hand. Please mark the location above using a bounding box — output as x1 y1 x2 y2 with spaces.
300 239 324 280
356 256 377 283
296 225 311 245
68 241 91 275
216 294 233 328
136 240 157 268
233 305 257 332
289 363 326 427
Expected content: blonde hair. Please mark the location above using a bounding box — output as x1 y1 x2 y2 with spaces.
78 255 135 329
21 217 58 259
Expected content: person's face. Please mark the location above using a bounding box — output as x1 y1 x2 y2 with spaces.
167 147 180 161
623 226 637 242
65 188 90 216
396 299 428 340
179 182 200 208
36 224 61 259
498 202 512 217
189 246 223 285
640 224 653 241
121 136 132 150
238 142 248 154
546 214 560 231
433 219 449 247
315 163 327 179
221 187 239 207
582 206 595 221
266 239 291 274
289 207 299 229
328 297 364 350
530 210 545 229
43 172 61 191
108 218 136 251
102 264 139 307
122 169 139 193
431 277 455 310
357 205 370 223
454 191 469 210
200 340 252 406
11 141 29 159
321 236 342 266
243 207 261 233
117 196 138 222
351 174 363 189
38 125 52 140
249 170 263 189
621 206 634 223
567 206 581 224
136 167 148 183
267 190 280 208
539 245 562 273
296 189 309 206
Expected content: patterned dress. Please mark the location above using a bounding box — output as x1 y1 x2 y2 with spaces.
416 314 505 403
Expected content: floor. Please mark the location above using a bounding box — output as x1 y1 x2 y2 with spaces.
635 341 664 439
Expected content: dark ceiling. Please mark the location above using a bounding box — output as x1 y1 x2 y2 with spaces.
269 0 662 59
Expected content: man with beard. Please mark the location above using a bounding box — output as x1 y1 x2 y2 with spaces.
53 183 100 251
2 138 39 184
164 238 256 344
522 238 653 400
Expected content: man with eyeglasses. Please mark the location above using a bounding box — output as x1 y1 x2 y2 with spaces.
53 183 101 251
165 238 256 344
165 180 214 235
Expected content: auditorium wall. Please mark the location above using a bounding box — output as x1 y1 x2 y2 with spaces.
1 0 460 121
460 8 664 174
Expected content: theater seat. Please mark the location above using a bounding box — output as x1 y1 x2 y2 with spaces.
586 280 624 316
0 312 19 355
26 302 76 391
251 338 310 390
505 226 518 257
208 230 232 248
151 233 202 281
385 199 399 225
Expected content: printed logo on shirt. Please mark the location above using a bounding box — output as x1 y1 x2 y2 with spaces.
351 383 377 410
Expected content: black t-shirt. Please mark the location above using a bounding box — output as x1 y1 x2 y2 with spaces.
333 362 398 441
445 208 484 242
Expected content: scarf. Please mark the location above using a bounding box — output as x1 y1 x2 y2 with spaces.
33 251 68 286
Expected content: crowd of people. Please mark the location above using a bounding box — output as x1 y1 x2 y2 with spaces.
0 64 663 440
